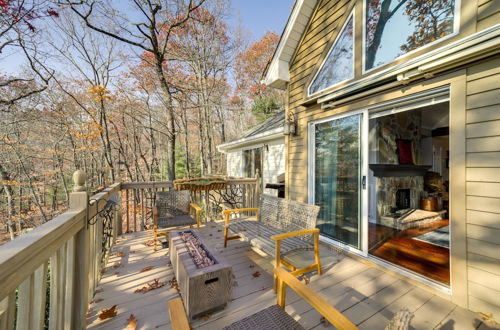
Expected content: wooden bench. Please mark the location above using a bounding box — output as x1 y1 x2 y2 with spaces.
222 194 321 287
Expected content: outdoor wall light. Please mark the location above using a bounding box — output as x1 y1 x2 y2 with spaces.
284 111 297 136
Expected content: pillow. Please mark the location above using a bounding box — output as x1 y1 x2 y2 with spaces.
396 139 413 164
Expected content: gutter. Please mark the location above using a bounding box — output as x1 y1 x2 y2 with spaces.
217 128 284 153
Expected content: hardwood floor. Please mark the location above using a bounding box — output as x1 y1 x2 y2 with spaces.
368 219 450 285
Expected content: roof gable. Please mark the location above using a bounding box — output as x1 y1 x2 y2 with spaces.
263 0 318 89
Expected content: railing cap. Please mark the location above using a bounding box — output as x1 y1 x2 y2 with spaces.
73 170 87 192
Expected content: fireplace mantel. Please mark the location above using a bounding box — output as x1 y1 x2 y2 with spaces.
369 164 431 177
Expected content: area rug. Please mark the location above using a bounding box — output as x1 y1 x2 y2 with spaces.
413 226 449 248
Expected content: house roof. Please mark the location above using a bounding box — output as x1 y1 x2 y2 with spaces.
217 111 285 152
263 0 318 89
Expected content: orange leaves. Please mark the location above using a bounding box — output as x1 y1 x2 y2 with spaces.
89 84 112 102
98 305 117 320
140 266 154 273
134 279 165 293
252 271 261 278
126 314 138 329
1 180 22 186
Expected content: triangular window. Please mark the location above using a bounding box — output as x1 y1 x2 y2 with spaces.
309 12 354 96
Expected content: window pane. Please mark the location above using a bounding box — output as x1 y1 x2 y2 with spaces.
309 14 354 95
365 0 456 71
314 114 361 248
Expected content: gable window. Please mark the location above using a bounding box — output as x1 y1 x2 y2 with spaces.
364 0 457 71
309 12 354 96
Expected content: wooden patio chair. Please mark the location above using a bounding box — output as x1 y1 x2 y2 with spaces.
168 267 413 330
153 190 201 251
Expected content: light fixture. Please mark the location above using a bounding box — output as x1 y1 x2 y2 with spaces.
284 111 297 136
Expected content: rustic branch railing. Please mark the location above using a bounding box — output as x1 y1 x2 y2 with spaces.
0 174 259 329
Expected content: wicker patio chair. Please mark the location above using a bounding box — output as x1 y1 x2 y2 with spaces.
153 190 201 250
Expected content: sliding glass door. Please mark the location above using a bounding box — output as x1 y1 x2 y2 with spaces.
311 113 363 249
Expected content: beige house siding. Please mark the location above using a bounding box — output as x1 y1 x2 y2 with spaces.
477 0 500 31
280 0 500 319
465 56 500 317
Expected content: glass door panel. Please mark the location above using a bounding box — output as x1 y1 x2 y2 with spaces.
314 114 362 248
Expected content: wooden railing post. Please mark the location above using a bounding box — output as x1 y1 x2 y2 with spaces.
70 170 89 330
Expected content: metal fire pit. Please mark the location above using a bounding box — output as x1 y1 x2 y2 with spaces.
169 229 233 319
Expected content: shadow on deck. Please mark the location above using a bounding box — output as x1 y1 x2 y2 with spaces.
86 222 494 330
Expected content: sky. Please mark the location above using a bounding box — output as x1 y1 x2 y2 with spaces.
0 0 294 75
229 0 294 41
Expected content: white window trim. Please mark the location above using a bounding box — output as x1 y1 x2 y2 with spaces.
362 0 462 74
308 86 453 291
307 9 356 97
307 109 369 254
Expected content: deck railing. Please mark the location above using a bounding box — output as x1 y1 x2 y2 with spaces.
0 173 259 329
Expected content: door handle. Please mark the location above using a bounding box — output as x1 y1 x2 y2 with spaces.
362 176 366 190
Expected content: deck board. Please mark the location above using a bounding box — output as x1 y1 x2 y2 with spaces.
87 222 493 329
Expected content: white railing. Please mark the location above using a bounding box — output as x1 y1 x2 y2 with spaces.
0 174 120 330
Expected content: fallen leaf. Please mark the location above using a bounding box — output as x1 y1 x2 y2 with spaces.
300 274 310 285
199 313 211 320
320 316 331 327
126 314 137 330
169 277 180 293
113 262 122 268
144 240 155 247
260 286 267 291
249 264 255 268
252 271 261 278
98 305 117 320
134 279 165 293
130 250 136 254
217 229 222 232
209 234 213 236
114 251 124 257
140 266 154 273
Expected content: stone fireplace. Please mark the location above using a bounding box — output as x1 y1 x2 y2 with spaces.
376 176 423 217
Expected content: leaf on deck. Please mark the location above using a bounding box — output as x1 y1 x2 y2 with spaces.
140 266 154 273
134 279 165 293
199 313 212 321
320 316 331 327
144 240 155 246
252 271 261 278
113 262 122 268
249 264 255 268
113 251 124 257
169 277 180 293
98 305 117 320
126 314 138 330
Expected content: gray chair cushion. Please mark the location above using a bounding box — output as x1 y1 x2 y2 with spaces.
223 304 304 330
228 220 312 256
157 215 196 228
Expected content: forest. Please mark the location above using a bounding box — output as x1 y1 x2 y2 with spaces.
0 0 284 243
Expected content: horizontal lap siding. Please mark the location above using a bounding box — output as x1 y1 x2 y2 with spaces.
477 0 500 31
465 57 500 317
287 0 354 201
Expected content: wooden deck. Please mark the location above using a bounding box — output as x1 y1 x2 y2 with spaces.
86 222 497 330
